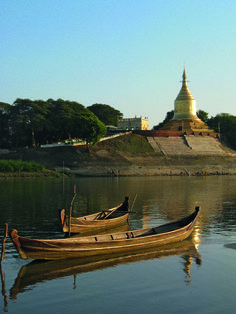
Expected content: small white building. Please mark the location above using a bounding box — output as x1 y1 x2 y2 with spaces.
117 116 149 131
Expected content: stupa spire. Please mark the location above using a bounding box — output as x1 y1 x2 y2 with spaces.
173 68 197 119
183 67 187 81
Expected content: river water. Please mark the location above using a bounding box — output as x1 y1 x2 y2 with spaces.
0 175 236 313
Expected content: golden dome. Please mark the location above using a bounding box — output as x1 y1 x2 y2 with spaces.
173 69 198 120
175 69 195 101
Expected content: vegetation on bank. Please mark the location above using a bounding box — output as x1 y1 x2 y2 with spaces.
1 98 235 152
0 134 235 178
0 170 63 178
96 134 154 154
0 99 111 149
0 160 66 178
0 159 45 173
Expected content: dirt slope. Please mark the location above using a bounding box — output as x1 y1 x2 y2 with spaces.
1 134 236 176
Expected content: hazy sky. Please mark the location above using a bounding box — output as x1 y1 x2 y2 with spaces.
1 1 236 128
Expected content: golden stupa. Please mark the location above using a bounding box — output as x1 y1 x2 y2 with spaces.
160 69 214 133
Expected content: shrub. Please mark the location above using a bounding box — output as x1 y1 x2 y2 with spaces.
0 160 45 172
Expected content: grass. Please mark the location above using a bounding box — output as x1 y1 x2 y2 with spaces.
0 159 45 173
96 134 154 154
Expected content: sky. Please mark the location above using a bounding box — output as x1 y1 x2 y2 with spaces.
1 0 236 129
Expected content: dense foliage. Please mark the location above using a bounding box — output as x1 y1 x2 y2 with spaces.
87 103 123 126
0 159 45 172
197 110 209 123
0 99 107 149
1 98 235 150
153 110 174 130
207 113 236 148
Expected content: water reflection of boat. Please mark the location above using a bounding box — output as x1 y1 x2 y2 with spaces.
224 243 236 250
0 265 8 310
10 239 201 299
10 207 200 260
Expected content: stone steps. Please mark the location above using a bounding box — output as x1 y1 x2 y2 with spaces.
148 136 225 155
154 137 192 155
184 135 223 153
147 137 163 154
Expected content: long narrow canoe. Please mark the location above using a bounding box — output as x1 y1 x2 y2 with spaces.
59 204 130 235
10 206 200 261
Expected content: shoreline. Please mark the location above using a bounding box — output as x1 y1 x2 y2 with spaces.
1 165 236 178
0 170 65 179
0 137 236 178
56 163 236 177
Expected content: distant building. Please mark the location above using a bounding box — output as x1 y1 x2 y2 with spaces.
117 116 149 131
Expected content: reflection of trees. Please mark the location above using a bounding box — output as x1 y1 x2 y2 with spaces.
213 179 236 232
132 176 236 239
2 176 235 238
211 204 236 232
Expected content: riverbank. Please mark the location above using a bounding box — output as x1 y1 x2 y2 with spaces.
55 155 236 177
0 134 236 177
0 169 66 179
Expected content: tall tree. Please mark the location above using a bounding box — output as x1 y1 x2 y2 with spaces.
153 110 174 130
77 111 107 146
0 102 11 148
10 99 50 147
47 99 88 141
207 113 236 148
7 98 107 148
87 104 123 126
197 109 209 123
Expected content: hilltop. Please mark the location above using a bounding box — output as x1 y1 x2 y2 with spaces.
1 134 236 176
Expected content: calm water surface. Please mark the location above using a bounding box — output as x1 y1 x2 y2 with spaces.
0 176 236 313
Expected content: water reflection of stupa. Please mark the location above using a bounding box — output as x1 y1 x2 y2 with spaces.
182 227 202 285
141 205 202 285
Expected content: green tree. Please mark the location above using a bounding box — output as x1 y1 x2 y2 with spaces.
77 111 107 147
87 103 123 126
0 102 11 111
153 110 174 130
46 99 86 142
7 98 107 148
197 109 209 123
207 113 236 148
10 99 50 148
0 102 11 148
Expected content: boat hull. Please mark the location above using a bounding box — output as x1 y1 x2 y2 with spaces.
10 207 200 260
60 206 130 234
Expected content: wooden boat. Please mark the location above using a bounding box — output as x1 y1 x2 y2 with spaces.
10 206 200 261
10 239 201 299
59 201 131 235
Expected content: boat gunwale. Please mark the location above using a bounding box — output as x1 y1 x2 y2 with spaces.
60 203 130 233
11 207 199 245
10 207 200 260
